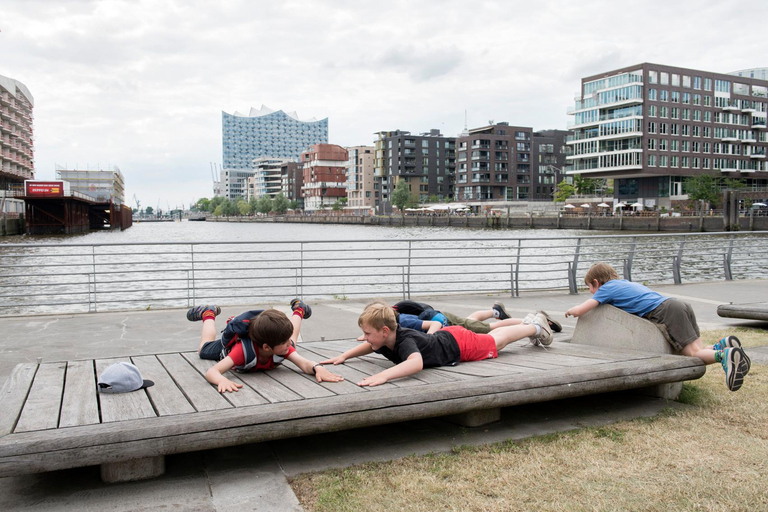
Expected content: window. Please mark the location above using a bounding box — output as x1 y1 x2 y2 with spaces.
682 108 690 120
715 79 730 93
648 138 657 150
422 140 429 148
703 142 711 152
670 156 679 167
659 123 668 134
648 88 657 100
648 121 657 133
659 139 668 151
672 74 680 86
648 154 656 166
692 141 700 152
671 107 679 119
671 91 680 103
648 70 658 84
682 92 690 104
660 72 669 85
515 131 527 140
704 78 712 91
648 105 657 117
693 76 702 90
660 106 668 117
693 110 701 121
702 157 710 169
682 124 690 136
671 140 679 151
682 75 691 88
682 140 690 152
704 111 712 122
693 94 701 105
660 90 669 101
671 124 679 135
693 126 701 137
660 155 668 167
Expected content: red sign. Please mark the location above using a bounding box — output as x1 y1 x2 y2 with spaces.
25 181 65 197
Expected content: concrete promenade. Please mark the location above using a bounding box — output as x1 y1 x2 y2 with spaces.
1 280 766 511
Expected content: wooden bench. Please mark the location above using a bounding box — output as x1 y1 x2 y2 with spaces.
0 329 705 482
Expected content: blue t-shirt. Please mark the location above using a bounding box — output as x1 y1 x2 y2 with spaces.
398 312 448 331
591 279 669 317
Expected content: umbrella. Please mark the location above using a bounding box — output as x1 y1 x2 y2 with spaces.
580 204 591 208
753 202 767 207
563 204 576 208
631 202 643 208
615 202 627 208
598 203 610 207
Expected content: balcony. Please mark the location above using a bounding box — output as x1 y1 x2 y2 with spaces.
722 100 740 111
749 150 767 159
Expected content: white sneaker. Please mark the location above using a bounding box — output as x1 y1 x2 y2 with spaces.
530 312 553 346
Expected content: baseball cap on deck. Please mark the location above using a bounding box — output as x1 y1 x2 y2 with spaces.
98 362 155 393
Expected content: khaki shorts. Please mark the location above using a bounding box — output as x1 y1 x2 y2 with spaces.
644 298 700 351
443 311 492 334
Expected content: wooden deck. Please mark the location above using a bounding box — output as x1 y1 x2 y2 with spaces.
0 339 705 478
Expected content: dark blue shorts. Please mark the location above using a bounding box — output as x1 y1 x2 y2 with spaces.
199 339 225 361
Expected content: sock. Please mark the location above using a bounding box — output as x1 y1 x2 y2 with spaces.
533 324 541 335
202 310 216 322
293 307 305 319
714 349 725 363
493 309 500 319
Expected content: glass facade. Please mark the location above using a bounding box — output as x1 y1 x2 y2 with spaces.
222 109 328 169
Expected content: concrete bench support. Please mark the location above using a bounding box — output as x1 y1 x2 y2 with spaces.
445 407 501 427
100 455 165 483
571 304 682 400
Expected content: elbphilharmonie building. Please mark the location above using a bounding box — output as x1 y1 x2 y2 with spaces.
221 105 328 169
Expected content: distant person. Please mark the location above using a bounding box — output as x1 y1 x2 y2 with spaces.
187 299 343 393
565 262 750 391
320 302 553 387
392 299 562 338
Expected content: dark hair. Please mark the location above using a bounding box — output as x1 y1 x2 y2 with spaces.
248 309 294 348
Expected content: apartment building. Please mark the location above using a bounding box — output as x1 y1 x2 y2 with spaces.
346 146 377 214
567 63 768 208
455 123 568 202
374 129 456 212
0 75 34 190
301 144 348 212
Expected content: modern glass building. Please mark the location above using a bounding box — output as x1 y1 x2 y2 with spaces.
221 105 328 169
0 74 34 190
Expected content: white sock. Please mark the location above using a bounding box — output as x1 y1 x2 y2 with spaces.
534 324 541 335
493 309 500 319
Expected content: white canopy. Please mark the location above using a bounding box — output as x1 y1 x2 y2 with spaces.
631 202 644 208
753 202 767 207
580 204 591 208
598 203 610 207
615 202 628 208
563 204 576 208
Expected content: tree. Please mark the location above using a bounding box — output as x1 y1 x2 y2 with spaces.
573 174 603 195
332 197 348 211
554 181 575 203
221 199 238 217
237 199 252 216
195 198 211 212
256 196 273 215
209 196 226 212
391 179 412 214
288 200 299 210
145 206 154 215
685 174 720 206
272 193 289 214
213 205 224 217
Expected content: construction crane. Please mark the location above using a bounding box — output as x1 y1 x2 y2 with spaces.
132 194 141 215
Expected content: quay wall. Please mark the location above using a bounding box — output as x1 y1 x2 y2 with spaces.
0 216 24 236
207 214 768 232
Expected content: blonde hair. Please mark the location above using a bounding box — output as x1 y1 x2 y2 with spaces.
584 262 619 286
358 301 397 331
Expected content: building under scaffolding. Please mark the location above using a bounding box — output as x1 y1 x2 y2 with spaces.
55 165 125 205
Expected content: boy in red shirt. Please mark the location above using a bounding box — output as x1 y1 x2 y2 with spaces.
188 299 343 393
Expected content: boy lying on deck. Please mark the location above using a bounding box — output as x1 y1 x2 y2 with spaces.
320 301 552 387
187 299 343 393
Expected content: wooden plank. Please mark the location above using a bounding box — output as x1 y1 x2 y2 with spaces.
298 347 396 391
156 354 232 412
180 352 269 407
59 360 100 428
0 363 37 437
96 358 157 423
131 356 196 416
0 357 706 476
235 372 303 403
511 341 658 361
15 362 66 433
266 366 337 399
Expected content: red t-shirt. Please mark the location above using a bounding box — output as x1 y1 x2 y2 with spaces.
227 342 296 370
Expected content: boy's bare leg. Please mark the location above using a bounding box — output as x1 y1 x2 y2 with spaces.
467 309 495 321
681 338 716 364
488 318 524 329
490 324 537 351
198 319 217 352
289 312 302 343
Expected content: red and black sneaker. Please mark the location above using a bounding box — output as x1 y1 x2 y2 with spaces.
290 298 312 319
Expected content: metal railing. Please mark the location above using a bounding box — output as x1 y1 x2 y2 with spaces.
1 232 767 316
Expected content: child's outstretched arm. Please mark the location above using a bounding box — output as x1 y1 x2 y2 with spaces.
286 351 344 383
565 299 599 318
320 342 374 365
423 320 444 334
358 352 423 387
205 356 244 393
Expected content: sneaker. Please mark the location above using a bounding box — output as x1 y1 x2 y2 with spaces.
521 312 536 325
722 347 749 392
530 312 554 346
493 301 510 320
714 335 750 372
536 310 562 333
290 298 312 319
186 305 221 322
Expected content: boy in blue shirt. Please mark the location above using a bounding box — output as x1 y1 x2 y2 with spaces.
565 262 750 391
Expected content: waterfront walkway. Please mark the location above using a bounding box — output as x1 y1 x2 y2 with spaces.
1 280 766 511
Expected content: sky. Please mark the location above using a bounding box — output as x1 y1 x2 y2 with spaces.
2 0 767 210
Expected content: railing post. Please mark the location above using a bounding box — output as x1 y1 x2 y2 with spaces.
402 266 407 300
673 236 686 284
624 236 636 281
514 239 521 298
189 244 195 307
406 241 412 299
91 246 98 312
568 238 582 294
724 234 735 280
300 242 304 298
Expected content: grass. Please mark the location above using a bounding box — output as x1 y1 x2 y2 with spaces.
290 328 768 512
